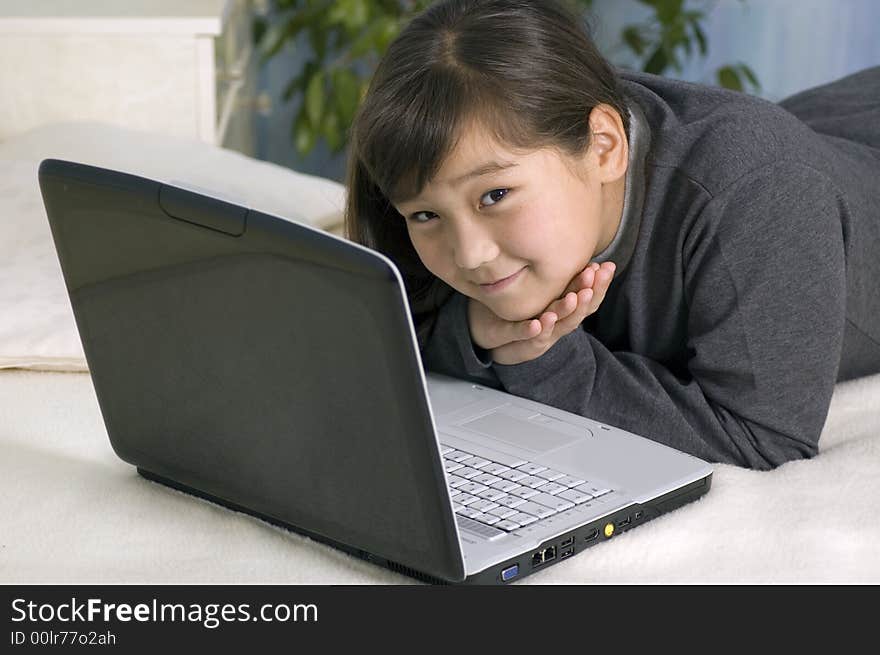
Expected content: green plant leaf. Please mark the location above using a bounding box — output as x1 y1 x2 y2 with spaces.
376 16 402 52
692 22 708 56
717 65 743 91
305 71 325 128
349 18 386 58
294 110 317 156
740 63 761 91
333 68 360 128
654 0 685 25
622 26 646 57
259 15 298 61
644 46 669 74
322 111 342 152
327 0 370 31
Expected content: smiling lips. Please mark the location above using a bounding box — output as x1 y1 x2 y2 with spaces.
479 267 525 293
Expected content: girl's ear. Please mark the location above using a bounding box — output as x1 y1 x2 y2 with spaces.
587 104 629 184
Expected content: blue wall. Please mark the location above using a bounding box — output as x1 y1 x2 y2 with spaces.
256 0 880 181
591 0 880 102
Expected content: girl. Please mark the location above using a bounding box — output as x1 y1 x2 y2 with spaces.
343 0 880 470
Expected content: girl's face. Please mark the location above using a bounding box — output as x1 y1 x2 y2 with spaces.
393 104 630 323
395 105 628 321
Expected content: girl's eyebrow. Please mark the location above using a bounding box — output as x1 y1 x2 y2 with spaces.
396 160 519 206
449 160 519 186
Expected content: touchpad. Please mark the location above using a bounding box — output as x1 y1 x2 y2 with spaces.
459 411 584 453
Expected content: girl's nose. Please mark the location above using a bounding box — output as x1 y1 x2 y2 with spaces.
450 222 500 272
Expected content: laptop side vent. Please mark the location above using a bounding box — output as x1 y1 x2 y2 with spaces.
383 559 451 586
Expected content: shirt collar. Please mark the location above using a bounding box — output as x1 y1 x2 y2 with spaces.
590 97 651 278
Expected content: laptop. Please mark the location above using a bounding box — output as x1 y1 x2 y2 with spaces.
38 158 713 585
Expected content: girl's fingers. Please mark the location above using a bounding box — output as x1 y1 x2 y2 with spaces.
584 262 615 312
556 262 613 331
524 261 614 342
521 312 556 340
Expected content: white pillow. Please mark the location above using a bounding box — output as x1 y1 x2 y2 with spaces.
0 122 348 372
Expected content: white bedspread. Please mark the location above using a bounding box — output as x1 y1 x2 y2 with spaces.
1 368 878 584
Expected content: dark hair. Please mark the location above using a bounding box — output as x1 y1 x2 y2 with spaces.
344 0 630 348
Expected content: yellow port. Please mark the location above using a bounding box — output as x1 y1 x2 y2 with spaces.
604 522 615 538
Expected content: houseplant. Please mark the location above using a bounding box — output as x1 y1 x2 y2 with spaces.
254 0 759 156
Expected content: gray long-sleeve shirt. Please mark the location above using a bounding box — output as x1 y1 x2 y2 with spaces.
419 66 880 470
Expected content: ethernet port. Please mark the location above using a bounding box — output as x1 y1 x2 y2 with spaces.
532 551 544 567
543 546 556 562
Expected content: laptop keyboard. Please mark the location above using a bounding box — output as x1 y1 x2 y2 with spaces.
441 444 614 540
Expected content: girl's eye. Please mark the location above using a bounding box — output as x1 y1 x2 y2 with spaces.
408 188 510 224
481 188 509 207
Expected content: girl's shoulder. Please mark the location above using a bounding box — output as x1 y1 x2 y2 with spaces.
618 69 821 197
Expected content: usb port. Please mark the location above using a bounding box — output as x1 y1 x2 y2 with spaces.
560 535 574 548
560 547 574 559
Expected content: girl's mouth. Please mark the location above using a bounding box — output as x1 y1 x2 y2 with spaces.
479 267 526 293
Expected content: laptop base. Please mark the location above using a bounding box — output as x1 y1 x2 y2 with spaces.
137 467 711 585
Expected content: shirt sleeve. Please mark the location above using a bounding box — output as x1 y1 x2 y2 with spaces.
420 290 503 389
430 161 849 469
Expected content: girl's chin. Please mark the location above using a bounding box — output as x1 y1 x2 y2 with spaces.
486 298 550 323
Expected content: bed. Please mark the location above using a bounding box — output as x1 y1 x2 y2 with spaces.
2 123 878 584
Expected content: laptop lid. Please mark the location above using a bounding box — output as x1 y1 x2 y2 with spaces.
38 158 467 582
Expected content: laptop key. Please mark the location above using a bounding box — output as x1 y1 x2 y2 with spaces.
498 469 529 482
495 495 526 508
473 473 503 486
477 488 508 502
488 506 518 519
493 519 522 531
575 483 612 497
472 512 501 525
490 479 521 493
446 450 475 462
456 449 528 468
519 475 550 489
456 506 483 519
533 468 566 481
536 481 568 495
444 461 464 473
455 466 483 480
469 499 500 513
508 486 539 499
461 456 492 469
506 512 539 526
451 492 480 506
456 515 507 540
553 474 587 487
517 463 547 475
459 481 490 495
514 501 557 519
557 488 593 504
481 462 511 476
529 492 576 512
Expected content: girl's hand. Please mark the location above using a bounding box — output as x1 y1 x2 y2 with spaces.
468 261 616 366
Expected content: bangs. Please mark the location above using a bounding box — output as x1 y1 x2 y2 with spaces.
355 65 536 211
